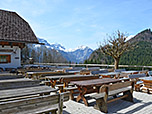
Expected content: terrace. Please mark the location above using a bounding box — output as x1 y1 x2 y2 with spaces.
0 63 152 114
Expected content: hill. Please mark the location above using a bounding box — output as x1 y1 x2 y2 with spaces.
86 29 152 66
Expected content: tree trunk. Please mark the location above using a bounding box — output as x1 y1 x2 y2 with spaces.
114 58 120 69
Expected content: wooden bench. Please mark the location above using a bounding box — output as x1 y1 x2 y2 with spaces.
0 78 40 90
141 80 152 94
139 70 148 75
0 85 58 102
80 69 91 75
91 81 134 113
114 69 126 72
140 77 152 94
0 75 23 80
91 69 109 76
0 92 69 114
128 73 146 91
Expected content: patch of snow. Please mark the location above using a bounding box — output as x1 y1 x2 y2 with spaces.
46 46 51 48
34 44 41 47
126 35 134 41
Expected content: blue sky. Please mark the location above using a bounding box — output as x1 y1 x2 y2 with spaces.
1 0 152 50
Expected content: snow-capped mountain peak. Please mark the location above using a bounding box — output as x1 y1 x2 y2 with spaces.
76 45 89 50
37 37 93 63
67 45 89 52
50 43 66 51
37 38 66 51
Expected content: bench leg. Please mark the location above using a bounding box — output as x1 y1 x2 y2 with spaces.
123 90 133 102
113 95 117 98
95 98 108 113
135 84 141 92
58 86 64 93
51 110 57 114
70 90 74 100
147 89 150 94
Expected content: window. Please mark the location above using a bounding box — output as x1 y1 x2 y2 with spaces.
0 55 11 63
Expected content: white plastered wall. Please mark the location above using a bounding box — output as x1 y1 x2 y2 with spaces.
0 45 21 69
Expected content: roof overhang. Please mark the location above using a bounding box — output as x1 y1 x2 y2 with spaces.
0 40 44 45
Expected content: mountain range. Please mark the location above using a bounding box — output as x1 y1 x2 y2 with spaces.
86 29 152 66
34 38 93 63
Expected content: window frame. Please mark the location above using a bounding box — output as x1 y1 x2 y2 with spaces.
0 54 11 63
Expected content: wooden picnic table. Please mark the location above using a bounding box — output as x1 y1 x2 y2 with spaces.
139 76 152 93
99 72 120 78
26 71 67 79
0 85 57 102
45 74 99 88
71 78 121 106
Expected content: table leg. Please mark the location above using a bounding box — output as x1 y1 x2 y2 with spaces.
50 80 56 88
76 86 88 106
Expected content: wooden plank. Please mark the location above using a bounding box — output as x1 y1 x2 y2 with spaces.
0 86 57 100
0 94 59 110
62 76 99 83
18 104 58 114
0 78 40 90
91 93 105 100
108 87 131 96
0 94 39 102
71 78 120 87
0 92 69 114
107 94 128 103
107 81 132 91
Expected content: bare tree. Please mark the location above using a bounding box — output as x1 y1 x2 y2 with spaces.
100 30 133 69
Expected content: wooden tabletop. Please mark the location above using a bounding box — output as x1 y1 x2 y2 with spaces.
71 78 120 87
121 71 138 74
140 76 152 81
0 78 33 83
26 71 56 75
45 74 97 80
99 72 120 76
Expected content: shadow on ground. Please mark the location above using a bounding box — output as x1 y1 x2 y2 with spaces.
89 97 152 114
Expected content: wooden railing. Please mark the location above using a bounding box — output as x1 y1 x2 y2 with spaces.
34 62 152 70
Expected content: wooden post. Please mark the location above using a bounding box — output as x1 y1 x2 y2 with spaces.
96 86 108 113
58 93 64 114
123 82 134 102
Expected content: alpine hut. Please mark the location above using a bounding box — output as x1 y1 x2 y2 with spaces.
0 9 39 70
